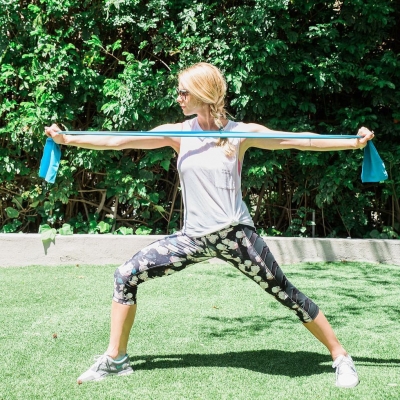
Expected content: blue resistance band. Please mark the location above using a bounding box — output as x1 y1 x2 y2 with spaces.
39 131 388 184
39 137 62 184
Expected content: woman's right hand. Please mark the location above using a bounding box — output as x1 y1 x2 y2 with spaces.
44 124 66 145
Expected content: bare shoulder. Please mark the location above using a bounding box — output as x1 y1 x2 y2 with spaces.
151 122 183 132
231 122 274 136
238 122 274 133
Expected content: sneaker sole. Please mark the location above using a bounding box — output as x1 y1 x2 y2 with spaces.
77 367 134 384
336 379 360 388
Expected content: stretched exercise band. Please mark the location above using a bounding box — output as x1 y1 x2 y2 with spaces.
60 131 359 139
39 131 388 184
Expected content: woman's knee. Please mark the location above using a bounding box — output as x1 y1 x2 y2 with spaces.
112 261 139 304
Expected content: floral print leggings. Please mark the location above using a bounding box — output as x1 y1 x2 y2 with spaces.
113 224 319 323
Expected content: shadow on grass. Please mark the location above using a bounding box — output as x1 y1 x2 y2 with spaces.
201 315 291 337
132 350 330 377
131 350 400 377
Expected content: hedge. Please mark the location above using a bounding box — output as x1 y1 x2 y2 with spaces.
1 0 399 238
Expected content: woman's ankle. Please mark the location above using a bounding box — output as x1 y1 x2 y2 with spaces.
106 347 127 359
331 347 348 360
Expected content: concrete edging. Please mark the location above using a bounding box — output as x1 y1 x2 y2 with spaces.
0 234 399 267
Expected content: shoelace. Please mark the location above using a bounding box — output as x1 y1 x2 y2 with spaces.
92 354 109 371
333 356 356 376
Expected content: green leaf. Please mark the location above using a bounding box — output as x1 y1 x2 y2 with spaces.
135 225 152 235
154 205 166 213
39 224 57 242
58 223 74 235
160 160 170 171
115 227 133 235
369 229 380 239
5 207 19 218
97 221 111 233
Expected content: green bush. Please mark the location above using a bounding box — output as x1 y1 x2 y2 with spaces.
1 0 399 238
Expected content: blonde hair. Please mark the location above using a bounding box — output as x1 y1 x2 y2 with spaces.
178 62 235 156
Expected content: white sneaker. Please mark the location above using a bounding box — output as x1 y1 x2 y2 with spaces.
332 354 359 388
77 354 133 384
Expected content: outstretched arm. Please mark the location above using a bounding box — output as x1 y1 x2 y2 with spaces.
44 123 182 152
240 123 375 152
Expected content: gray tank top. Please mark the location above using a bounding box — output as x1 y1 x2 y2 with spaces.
177 117 254 237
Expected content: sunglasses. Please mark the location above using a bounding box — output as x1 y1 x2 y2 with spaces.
176 88 189 99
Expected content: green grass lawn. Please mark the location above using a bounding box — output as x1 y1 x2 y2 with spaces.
0 261 399 400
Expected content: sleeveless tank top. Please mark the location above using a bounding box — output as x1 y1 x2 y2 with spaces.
177 117 254 237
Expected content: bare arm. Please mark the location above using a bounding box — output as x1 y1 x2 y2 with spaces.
240 123 375 154
44 123 182 152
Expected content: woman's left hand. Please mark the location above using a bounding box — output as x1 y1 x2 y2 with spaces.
357 126 375 147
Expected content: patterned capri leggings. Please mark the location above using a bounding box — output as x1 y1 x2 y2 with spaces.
113 224 319 323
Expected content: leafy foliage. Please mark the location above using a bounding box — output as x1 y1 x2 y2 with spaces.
1 0 399 238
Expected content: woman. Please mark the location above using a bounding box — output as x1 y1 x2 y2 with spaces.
45 62 374 388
